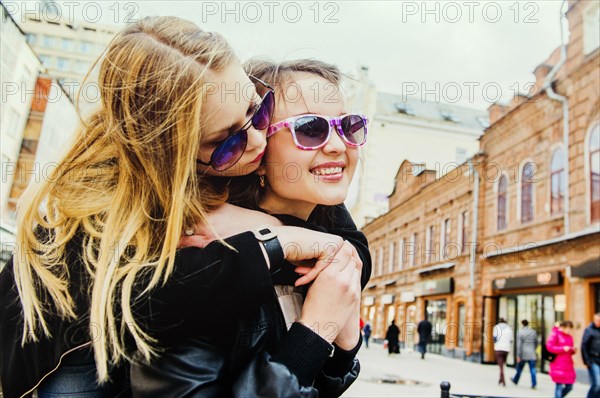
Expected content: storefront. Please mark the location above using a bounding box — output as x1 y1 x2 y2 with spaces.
484 271 564 373
414 277 453 355
571 257 600 317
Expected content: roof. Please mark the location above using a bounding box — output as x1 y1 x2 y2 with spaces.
375 92 489 131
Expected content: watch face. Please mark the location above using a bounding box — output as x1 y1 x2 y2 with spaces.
259 228 272 235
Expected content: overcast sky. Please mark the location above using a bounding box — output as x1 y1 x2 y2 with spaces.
17 1 567 109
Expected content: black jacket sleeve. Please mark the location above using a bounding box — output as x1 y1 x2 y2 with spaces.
133 232 274 343
323 204 372 289
279 203 372 289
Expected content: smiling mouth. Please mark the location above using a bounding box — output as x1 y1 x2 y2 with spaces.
310 166 344 176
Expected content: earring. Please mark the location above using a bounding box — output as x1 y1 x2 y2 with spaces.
185 228 194 236
259 175 265 188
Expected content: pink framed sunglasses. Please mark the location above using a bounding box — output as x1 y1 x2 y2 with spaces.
267 114 368 150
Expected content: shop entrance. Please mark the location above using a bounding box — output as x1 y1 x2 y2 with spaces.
498 293 564 373
425 299 447 354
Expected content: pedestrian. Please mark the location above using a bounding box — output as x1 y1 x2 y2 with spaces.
493 318 513 386
417 317 433 359
386 320 401 355
511 319 538 389
363 322 372 348
547 320 577 398
581 313 600 398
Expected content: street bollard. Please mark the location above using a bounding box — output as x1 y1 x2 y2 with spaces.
440 381 451 398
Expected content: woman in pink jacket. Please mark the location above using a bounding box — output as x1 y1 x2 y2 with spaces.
546 320 577 398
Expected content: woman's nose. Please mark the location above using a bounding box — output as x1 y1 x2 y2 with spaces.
247 126 266 150
322 126 347 154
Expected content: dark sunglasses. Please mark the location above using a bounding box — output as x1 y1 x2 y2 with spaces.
267 114 368 150
198 76 275 171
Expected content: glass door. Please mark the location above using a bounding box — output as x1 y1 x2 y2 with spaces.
425 299 447 354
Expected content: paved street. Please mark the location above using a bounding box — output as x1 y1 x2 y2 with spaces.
343 342 590 398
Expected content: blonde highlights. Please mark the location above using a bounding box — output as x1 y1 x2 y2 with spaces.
14 16 234 381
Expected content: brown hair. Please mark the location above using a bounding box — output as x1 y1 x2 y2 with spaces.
14 16 235 381
559 320 574 328
229 59 344 224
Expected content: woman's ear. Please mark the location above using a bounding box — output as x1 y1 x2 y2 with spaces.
257 164 266 177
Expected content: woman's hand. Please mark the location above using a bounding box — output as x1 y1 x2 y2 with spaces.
276 229 361 287
297 241 362 344
333 294 361 350
179 204 283 248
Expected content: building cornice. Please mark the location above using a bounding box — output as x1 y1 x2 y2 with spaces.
483 225 600 258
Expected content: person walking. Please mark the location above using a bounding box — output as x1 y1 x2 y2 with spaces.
363 322 372 349
547 320 577 398
582 313 600 398
417 317 433 359
511 319 538 389
386 320 400 355
493 318 513 386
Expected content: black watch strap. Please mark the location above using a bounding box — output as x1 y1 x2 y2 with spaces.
262 238 284 275
253 226 285 274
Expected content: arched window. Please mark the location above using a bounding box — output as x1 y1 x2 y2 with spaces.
590 124 600 222
550 148 566 215
497 175 507 230
521 162 535 223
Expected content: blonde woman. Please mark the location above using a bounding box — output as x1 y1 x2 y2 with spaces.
0 17 363 398
131 59 370 397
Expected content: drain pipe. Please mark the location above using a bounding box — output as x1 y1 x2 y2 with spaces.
469 160 479 290
544 0 569 235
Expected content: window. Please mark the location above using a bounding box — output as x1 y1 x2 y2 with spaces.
409 233 417 267
38 54 52 67
394 102 416 116
378 247 384 276
590 124 600 222
80 41 93 53
61 38 73 51
583 2 600 54
440 110 460 123
388 242 395 273
1 154 11 183
498 175 508 230
456 147 467 164
460 211 468 254
521 162 536 223
457 303 466 348
398 238 405 270
550 148 566 215
441 219 451 259
42 35 56 48
426 225 435 263
26 34 36 45
5 108 20 138
56 58 70 71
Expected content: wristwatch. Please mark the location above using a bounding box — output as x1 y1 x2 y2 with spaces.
253 225 284 274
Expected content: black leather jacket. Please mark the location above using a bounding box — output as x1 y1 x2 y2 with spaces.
130 287 361 397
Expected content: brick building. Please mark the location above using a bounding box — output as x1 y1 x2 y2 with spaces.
361 0 599 380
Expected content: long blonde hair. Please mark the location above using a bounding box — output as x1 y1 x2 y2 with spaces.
14 16 234 381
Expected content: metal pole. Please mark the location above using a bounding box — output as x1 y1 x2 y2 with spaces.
440 381 451 398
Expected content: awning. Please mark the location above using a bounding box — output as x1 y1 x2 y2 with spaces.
572 257 600 278
418 262 455 275
383 279 397 286
366 283 377 290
